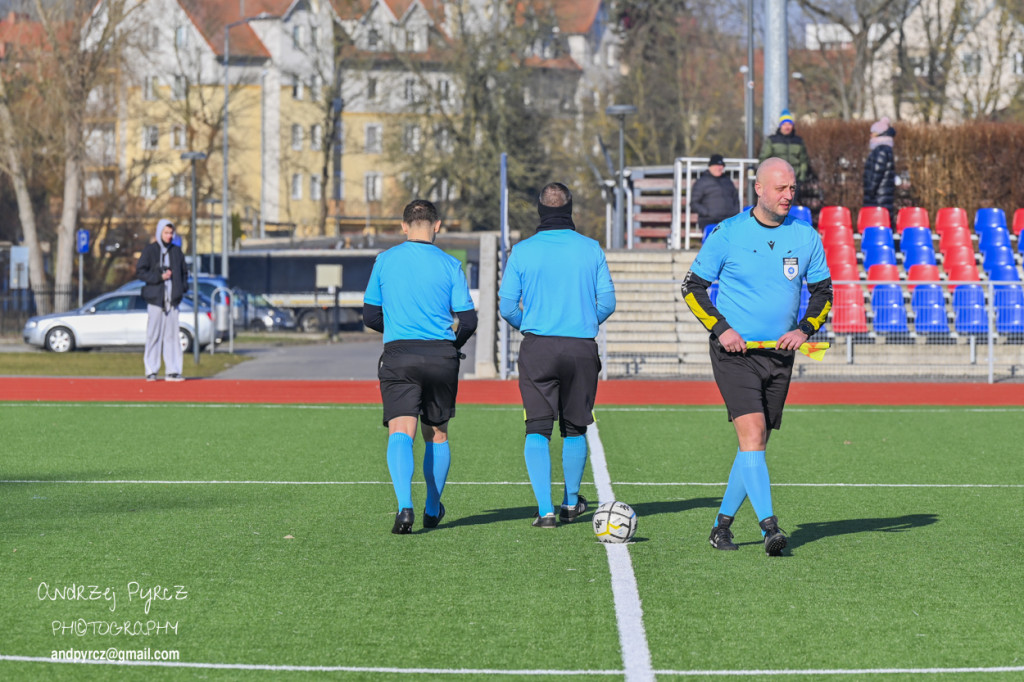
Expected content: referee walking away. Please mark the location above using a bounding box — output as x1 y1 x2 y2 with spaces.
498 182 616 528
680 158 832 556
362 200 478 534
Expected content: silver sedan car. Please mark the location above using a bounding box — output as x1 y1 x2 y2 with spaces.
22 289 214 353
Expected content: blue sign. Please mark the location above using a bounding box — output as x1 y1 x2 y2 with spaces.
76 229 90 254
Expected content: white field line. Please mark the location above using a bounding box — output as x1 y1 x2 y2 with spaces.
587 420 655 682
4 656 1024 678
3 480 1021 488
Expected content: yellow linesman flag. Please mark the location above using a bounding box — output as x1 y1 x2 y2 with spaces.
745 341 831 361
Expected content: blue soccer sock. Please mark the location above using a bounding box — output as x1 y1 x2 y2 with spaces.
716 449 748 523
560 435 588 508
524 433 554 517
423 441 451 517
386 433 415 511
738 449 774 527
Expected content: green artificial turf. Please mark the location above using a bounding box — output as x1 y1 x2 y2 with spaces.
1 403 1022 681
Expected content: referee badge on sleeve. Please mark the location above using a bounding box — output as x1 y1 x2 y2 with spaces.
783 257 799 281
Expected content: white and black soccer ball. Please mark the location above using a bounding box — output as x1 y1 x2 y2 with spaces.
592 500 637 543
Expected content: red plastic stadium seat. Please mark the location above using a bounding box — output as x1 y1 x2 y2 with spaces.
826 244 858 268
907 264 940 290
946 263 981 290
831 284 869 333
1013 208 1024 237
896 206 930 233
818 205 852 230
821 226 855 251
829 260 860 283
942 245 976 271
939 227 973 255
857 206 891 232
934 207 968 236
867 263 900 289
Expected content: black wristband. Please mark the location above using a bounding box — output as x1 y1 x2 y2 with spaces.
798 321 815 336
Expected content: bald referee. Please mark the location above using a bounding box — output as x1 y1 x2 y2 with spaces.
499 182 616 528
362 199 478 534
681 158 831 556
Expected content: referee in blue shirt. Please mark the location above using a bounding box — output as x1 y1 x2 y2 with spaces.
362 200 478 534
681 158 832 555
499 183 616 528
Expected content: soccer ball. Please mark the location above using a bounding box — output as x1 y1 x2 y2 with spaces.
592 500 637 543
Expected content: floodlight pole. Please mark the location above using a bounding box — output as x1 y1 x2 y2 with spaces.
182 151 207 365
606 104 637 249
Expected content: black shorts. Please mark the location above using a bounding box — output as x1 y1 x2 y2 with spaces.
378 340 460 427
517 334 600 436
709 336 795 430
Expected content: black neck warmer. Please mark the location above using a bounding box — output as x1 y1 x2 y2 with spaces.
537 199 576 231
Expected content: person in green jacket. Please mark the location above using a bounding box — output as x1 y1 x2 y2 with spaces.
758 109 810 185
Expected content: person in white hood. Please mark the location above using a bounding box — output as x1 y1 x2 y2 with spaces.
135 219 189 381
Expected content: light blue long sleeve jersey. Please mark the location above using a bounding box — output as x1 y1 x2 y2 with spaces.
498 229 616 337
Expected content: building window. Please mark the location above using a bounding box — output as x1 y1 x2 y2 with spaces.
292 75 303 100
1014 52 1024 77
364 172 382 202
291 173 303 200
143 76 157 101
141 173 158 199
172 174 187 198
310 26 319 49
311 124 323 151
333 170 344 200
365 124 382 154
435 125 452 154
292 25 303 49
142 125 159 150
368 28 380 50
172 124 186 149
175 25 188 48
438 79 450 102
151 27 159 49
404 78 417 102
367 77 377 101
311 74 323 102
291 124 303 151
311 174 322 201
335 121 345 154
403 124 421 154
172 75 186 101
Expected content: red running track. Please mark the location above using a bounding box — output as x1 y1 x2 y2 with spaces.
1 378 1022 406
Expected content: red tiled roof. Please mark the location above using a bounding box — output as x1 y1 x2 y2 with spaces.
177 0 296 59
330 0 446 25
516 0 602 35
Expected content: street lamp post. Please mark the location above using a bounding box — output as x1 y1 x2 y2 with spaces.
605 104 637 249
223 13 274 279
181 151 207 365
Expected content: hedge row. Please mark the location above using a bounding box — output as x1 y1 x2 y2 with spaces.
797 120 1024 222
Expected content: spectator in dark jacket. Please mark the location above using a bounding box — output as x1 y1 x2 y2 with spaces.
758 110 809 184
136 219 189 382
690 154 740 230
862 116 896 222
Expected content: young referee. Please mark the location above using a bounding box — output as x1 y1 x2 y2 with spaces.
362 200 478 534
681 158 832 556
499 182 616 528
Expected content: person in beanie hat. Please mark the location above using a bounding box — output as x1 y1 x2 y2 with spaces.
690 153 740 230
136 219 189 381
758 109 810 186
862 116 896 222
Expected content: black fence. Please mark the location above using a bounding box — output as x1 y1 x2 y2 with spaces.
0 287 101 336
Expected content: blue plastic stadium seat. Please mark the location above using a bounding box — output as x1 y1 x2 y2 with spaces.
902 244 937 268
995 285 1024 335
978 227 1011 254
987 262 1021 282
798 281 810 320
871 283 909 333
899 226 932 253
708 281 719 306
862 226 896 250
702 223 718 243
862 244 897 270
953 284 987 334
911 284 950 334
975 207 1007 233
790 206 812 225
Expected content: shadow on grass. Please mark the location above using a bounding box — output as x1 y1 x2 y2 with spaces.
445 497 720 529
789 513 940 550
